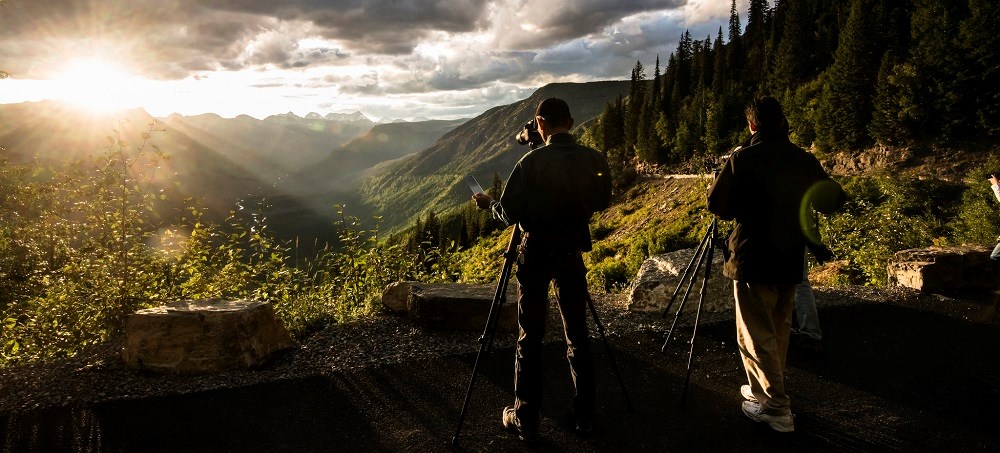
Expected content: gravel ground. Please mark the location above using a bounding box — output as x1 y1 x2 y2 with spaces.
0 285 946 413
1 285 997 452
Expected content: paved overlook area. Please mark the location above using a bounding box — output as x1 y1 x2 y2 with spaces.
1 286 999 452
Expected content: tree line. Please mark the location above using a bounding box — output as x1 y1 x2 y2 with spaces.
580 0 998 189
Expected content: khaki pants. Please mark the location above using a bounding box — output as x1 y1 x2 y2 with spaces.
734 280 795 415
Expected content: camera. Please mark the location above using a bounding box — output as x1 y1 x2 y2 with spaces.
515 119 543 150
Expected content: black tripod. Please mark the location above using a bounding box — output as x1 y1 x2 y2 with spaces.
451 227 634 445
659 217 720 405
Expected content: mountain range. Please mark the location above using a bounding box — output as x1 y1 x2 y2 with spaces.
0 80 630 246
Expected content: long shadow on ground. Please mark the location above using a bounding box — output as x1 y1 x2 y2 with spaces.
2 298 999 452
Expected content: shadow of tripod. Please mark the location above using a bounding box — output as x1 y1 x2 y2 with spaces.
659 217 723 405
450 226 635 445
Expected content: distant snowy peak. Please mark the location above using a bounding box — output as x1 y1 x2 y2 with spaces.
261 111 372 124
324 111 371 123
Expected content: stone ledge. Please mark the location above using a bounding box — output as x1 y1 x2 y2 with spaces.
122 299 293 375
382 281 518 331
887 245 992 293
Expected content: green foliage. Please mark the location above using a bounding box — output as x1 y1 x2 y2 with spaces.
0 129 456 366
951 157 1000 244
819 176 961 285
584 0 998 162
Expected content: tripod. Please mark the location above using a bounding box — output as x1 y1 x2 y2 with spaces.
451 227 634 445
659 217 720 405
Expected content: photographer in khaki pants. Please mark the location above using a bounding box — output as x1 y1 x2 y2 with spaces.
473 98 611 442
708 96 843 433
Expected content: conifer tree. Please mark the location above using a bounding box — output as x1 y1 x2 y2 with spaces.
712 28 727 95
908 0 971 140
816 0 883 150
458 217 469 249
726 0 745 81
772 0 811 91
744 0 769 79
869 51 918 145
625 61 646 154
960 0 1000 135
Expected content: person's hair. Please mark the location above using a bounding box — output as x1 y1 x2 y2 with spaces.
744 96 786 134
535 97 573 126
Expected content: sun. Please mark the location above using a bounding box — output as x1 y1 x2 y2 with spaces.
50 58 144 112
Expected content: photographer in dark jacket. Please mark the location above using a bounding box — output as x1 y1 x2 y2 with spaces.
707 96 843 433
473 97 611 441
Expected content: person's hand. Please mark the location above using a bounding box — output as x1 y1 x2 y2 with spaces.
989 174 998 186
472 192 493 209
810 244 835 264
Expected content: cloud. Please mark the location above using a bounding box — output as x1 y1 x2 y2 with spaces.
489 0 686 49
0 0 717 119
206 0 491 55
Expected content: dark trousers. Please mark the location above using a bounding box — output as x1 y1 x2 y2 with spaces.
512 238 596 430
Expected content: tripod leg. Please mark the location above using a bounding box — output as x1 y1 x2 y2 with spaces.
586 297 636 413
681 220 716 406
451 228 521 446
661 226 714 319
661 236 710 352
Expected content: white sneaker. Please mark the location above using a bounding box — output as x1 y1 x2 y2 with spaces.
741 401 795 432
740 385 757 403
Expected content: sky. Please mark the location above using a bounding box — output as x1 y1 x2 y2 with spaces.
0 0 747 121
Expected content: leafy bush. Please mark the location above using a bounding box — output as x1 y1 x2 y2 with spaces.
819 175 959 286
0 127 455 366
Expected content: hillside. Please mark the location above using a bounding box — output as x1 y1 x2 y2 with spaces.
358 81 631 232
0 102 385 224
265 118 468 245
160 111 374 180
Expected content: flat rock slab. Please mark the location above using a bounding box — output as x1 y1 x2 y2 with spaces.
382 281 518 331
122 299 293 375
888 245 991 293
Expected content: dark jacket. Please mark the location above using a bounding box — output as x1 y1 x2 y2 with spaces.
707 131 843 284
492 133 611 252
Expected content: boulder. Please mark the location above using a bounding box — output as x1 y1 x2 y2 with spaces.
628 248 733 314
887 245 992 292
122 299 293 374
382 281 518 331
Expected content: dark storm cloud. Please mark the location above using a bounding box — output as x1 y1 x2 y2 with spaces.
205 0 491 54
495 0 688 49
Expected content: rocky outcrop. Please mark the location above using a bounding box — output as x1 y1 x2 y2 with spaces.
887 246 992 293
627 248 732 314
122 299 293 374
382 281 518 331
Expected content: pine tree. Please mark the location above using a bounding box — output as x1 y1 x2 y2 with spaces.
672 31 693 111
712 28 727 95
625 60 646 155
960 0 1000 135
816 0 884 150
908 0 972 140
744 0 769 79
422 211 439 250
726 0 745 81
772 0 811 91
650 55 661 116
869 51 919 145
458 217 469 249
